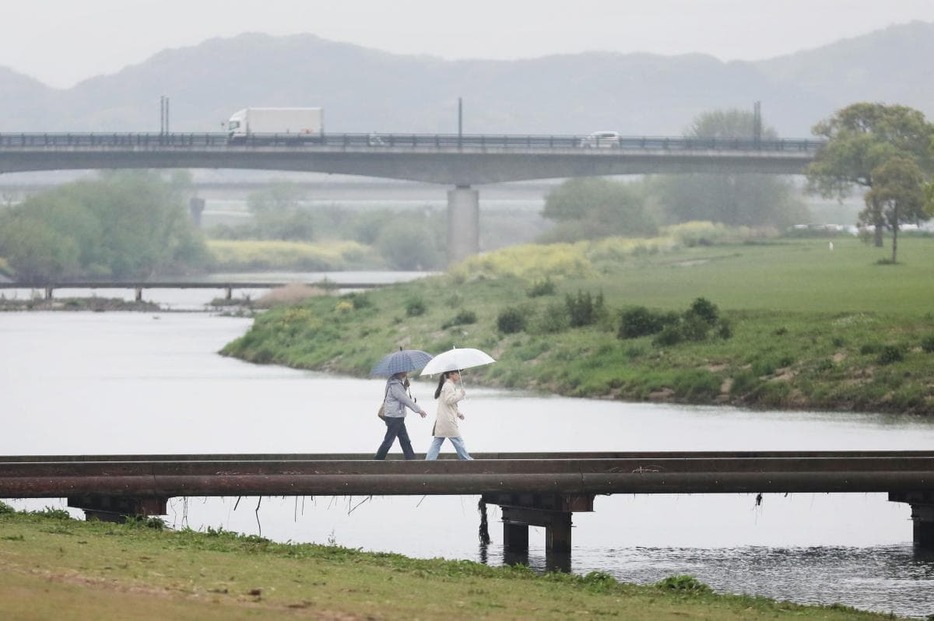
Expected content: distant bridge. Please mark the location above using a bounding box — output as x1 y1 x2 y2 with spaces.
0 131 822 264
0 280 387 302
0 132 820 182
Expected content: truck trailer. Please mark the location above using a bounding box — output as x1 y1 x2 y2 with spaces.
226 107 324 143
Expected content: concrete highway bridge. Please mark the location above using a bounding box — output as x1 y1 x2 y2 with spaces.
0 131 821 264
1 450 931 567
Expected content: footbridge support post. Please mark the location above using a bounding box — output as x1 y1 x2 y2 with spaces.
447 185 479 266
68 495 167 523
890 492 934 548
482 493 594 570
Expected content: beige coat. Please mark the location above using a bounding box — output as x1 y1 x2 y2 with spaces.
432 379 466 438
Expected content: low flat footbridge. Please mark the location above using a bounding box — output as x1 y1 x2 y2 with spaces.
2 451 933 559
0 279 388 301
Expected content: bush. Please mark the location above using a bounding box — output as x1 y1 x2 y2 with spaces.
442 309 478 329
497 307 527 334
680 314 712 342
686 297 719 325
618 306 675 339
405 297 426 317
717 319 733 339
877 345 904 365
527 277 557 297
655 575 712 594
653 324 685 347
566 290 606 328
530 302 570 334
346 292 373 310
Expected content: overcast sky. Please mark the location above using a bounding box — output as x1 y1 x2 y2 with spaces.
7 0 934 88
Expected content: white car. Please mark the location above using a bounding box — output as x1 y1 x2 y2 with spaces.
580 131 621 148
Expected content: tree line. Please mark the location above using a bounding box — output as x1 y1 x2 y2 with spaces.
542 104 934 263
1 103 931 281
0 171 207 282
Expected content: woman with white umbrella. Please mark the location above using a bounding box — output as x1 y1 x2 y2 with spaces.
421 347 495 461
425 369 473 461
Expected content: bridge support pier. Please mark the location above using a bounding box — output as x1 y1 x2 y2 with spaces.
68 495 166 523
189 197 205 227
482 493 594 570
447 185 479 266
890 492 934 548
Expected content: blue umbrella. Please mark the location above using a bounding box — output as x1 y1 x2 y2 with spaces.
370 349 434 377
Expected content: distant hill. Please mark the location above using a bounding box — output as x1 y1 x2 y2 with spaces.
1 22 932 137
756 21 934 126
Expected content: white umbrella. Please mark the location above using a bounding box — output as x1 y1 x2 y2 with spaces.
420 347 495 376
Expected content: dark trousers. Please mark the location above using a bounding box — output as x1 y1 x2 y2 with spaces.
375 416 416 460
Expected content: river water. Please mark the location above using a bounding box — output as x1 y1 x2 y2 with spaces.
3 307 934 618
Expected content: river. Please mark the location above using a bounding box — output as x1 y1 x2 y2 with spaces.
2 307 934 618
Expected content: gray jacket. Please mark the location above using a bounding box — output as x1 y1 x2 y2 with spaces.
383 377 422 418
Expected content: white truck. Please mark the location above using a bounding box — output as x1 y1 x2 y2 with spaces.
226 107 324 143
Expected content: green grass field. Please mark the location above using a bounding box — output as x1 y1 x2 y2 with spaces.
589 236 932 315
0 508 906 621
223 235 934 415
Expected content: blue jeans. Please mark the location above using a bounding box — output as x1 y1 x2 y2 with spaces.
425 436 472 460
375 416 416 460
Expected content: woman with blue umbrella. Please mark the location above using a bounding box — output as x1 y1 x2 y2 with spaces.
371 349 433 460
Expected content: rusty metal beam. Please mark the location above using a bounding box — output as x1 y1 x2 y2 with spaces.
1 452 934 500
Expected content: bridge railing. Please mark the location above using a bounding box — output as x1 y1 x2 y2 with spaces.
0 132 825 153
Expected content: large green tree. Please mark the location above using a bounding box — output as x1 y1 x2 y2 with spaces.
806 102 934 248
540 177 657 243
652 109 807 229
0 171 207 282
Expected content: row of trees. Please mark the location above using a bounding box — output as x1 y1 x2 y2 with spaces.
209 182 447 271
542 104 934 263
541 109 809 242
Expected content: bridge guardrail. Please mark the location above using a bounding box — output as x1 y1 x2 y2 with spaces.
0 132 825 153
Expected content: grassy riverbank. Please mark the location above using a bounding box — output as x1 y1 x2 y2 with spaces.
222 232 934 416
0 507 904 620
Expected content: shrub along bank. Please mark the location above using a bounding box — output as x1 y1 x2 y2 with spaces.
222 233 934 416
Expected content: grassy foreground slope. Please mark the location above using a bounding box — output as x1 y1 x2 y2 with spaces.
0 508 904 620
222 232 934 415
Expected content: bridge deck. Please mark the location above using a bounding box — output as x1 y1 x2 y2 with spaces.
3 451 933 498
0 132 819 183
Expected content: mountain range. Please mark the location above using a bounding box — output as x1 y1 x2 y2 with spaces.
1 21 933 138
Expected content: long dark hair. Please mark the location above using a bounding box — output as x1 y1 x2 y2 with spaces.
434 370 457 399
